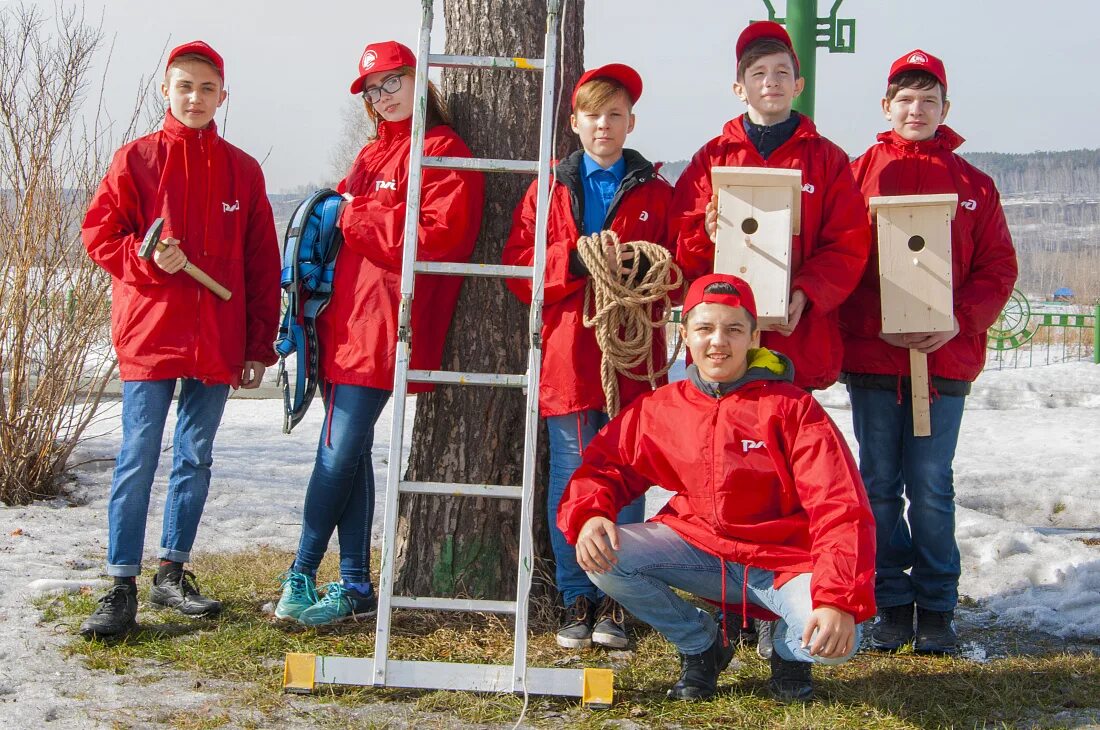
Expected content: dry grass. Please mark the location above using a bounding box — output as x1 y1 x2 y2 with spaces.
38 547 1100 729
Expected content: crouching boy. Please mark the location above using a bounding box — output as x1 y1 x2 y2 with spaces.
79 41 281 638
557 274 876 702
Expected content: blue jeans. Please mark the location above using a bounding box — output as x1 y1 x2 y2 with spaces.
107 379 229 577
588 523 861 663
547 409 644 608
848 385 965 612
293 384 390 585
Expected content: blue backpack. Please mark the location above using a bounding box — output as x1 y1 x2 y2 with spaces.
275 189 344 433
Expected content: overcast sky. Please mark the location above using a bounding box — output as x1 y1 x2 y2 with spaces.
14 0 1097 192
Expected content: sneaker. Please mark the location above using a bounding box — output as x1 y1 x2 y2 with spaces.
274 570 319 621
79 582 138 639
297 582 377 626
556 596 595 649
870 602 915 651
591 597 629 649
149 568 222 617
756 619 775 660
914 607 958 654
666 634 735 701
768 652 814 702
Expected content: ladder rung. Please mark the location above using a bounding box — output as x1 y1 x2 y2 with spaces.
309 657 588 697
424 156 537 174
407 370 526 387
412 261 533 279
390 596 516 614
428 53 544 71
401 481 523 499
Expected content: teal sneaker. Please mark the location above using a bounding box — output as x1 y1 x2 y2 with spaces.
297 582 377 626
274 570 318 621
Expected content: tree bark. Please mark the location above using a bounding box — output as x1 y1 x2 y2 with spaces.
394 0 584 609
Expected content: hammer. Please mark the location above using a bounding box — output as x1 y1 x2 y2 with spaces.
139 218 232 301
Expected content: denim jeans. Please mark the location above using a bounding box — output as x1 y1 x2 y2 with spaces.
546 409 645 608
292 384 391 585
587 523 862 663
848 385 965 612
106 379 229 577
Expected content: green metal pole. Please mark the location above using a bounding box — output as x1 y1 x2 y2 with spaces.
786 0 817 118
1093 302 1099 364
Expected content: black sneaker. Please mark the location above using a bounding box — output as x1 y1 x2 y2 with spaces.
591 597 629 649
914 607 958 654
870 602 915 651
768 652 814 702
667 634 735 701
556 596 595 649
149 569 222 617
80 583 138 639
756 619 775 660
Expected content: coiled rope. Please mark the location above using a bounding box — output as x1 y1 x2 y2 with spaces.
577 230 685 416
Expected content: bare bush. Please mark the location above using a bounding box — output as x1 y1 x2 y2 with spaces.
0 3 154 505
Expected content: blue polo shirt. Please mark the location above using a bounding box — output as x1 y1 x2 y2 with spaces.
580 153 626 235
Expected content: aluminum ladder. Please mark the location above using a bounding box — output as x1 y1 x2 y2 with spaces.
283 0 612 706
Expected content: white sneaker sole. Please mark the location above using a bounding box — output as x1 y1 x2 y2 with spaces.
555 634 593 649
591 631 629 649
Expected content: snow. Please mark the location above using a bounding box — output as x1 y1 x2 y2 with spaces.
2 360 1099 723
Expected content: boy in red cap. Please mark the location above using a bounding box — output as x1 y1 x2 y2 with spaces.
80 41 281 638
502 63 673 650
839 49 1017 654
558 273 875 702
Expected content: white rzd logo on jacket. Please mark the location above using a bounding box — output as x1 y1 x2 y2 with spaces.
374 179 397 192
222 200 239 213
741 439 766 452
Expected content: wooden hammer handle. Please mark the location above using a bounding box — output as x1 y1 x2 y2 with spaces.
181 261 232 301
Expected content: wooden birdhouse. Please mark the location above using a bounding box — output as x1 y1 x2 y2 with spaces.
870 193 958 436
712 167 802 328
872 194 958 334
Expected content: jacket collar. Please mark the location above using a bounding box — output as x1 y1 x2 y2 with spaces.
377 117 413 144
687 348 795 398
162 110 218 141
554 148 655 188
876 125 965 154
555 148 657 230
721 112 818 149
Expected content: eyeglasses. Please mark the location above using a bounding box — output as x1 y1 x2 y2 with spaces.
362 74 404 104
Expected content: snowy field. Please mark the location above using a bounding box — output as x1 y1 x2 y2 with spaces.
1 360 1099 724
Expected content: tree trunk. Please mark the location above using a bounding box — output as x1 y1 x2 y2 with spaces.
394 0 584 611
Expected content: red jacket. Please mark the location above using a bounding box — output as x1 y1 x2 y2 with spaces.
840 127 1018 383
83 112 281 386
319 119 484 391
557 350 877 622
670 115 871 390
502 150 674 416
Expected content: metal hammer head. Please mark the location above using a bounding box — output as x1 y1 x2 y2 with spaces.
139 218 166 260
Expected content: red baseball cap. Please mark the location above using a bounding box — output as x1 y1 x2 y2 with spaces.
571 63 643 108
167 40 224 80
888 49 947 92
350 41 417 95
683 274 758 320
735 20 799 71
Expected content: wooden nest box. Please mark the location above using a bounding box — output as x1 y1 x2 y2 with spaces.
712 166 802 328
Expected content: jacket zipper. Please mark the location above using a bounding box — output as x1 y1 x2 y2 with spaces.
710 392 724 531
